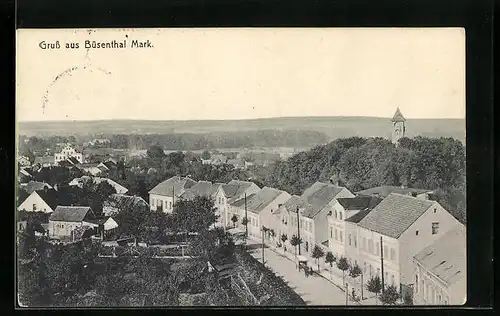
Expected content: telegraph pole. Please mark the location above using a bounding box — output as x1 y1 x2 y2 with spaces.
296 206 301 255
380 236 385 292
262 227 265 265
244 193 248 238
345 283 349 306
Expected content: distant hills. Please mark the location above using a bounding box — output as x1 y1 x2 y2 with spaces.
18 116 465 143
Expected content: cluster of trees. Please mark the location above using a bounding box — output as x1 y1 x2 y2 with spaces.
18 135 77 154
105 130 328 151
265 137 466 223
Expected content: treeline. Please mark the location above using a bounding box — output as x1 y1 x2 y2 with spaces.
104 130 328 150
265 136 466 223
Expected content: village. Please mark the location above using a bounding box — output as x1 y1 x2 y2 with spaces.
16 109 466 306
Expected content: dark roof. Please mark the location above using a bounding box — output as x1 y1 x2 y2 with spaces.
345 209 373 223
67 157 80 165
103 194 149 211
34 188 60 210
357 193 435 238
102 160 116 169
281 195 307 213
414 225 466 286
230 193 256 208
391 107 406 122
222 180 257 200
337 196 383 211
21 181 52 194
300 182 346 218
181 181 215 199
49 206 93 222
148 176 197 196
243 187 286 214
356 186 432 198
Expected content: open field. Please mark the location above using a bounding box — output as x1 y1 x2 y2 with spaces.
18 116 465 143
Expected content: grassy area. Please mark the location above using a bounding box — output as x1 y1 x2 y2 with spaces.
235 249 306 306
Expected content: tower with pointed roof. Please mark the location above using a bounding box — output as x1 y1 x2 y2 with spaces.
391 107 406 146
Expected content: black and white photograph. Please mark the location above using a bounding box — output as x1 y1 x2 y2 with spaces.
16 28 466 307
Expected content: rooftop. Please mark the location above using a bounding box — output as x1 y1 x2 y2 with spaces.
241 187 285 214
357 193 435 239
148 176 197 197
337 195 383 211
223 180 258 201
50 206 93 222
103 194 149 211
414 225 466 286
356 185 432 198
391 107 406 122
300 182 347 218
181 181 216 200
20 181 52 194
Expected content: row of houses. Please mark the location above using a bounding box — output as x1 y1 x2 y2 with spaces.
147 175 465 305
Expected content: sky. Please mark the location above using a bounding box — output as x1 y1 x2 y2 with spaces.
16 28 465 122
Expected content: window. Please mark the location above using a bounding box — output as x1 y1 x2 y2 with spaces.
33 204 37 210
354 236 357 248
335 210 338 219
348 234 352 246
169 202 172 209
416 230 419 236
339 212 343 220
432 222 439 235
415 275 419 292
339 231 343 243
330 228 333 238
390 248 396 261
335 229 338 240
384 246 389 259
391 274 395 285
219 197 221 204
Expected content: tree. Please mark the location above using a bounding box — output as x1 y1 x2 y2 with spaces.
201 150 211 160
241 217 249 237
325 251 336 278
311 245 325 272
231 214 238 228
403 291 413 305
280 234 288 253
173 196 218 236
146 145 165 160
336 256 350 285
349 263 363 300
380 285 400 305
366 275 382 305
289 235 302 260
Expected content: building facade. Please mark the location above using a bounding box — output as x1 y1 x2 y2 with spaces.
54 144 84 165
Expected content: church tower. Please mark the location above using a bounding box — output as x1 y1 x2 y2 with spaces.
391 107 406 146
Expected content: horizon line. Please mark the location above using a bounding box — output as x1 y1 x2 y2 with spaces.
18 115 465 123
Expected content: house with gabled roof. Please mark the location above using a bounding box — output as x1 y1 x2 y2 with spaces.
102 193 149 217
353 193 462 296
216 180 260 228
275 182 354 256
412 225 466 305
68 176 128 194
231 187 291 240
18 188 60 213
327 195 383 265
48 206 96 238
148 176 197 213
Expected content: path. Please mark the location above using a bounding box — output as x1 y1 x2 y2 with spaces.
245 239 351 306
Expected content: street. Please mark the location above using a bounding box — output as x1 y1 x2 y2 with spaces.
245 240 350 306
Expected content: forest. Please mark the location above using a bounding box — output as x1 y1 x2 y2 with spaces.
110 136 466 224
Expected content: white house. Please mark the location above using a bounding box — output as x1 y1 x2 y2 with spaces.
18 155 31 168
54 144 84 165
327 195 383 261
48 206 96 238
148 176 197 213
17 188 59 213
232 187 290 241
278 182 354 257
222 180 261 228
354 193 463 296
413 225 466 305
